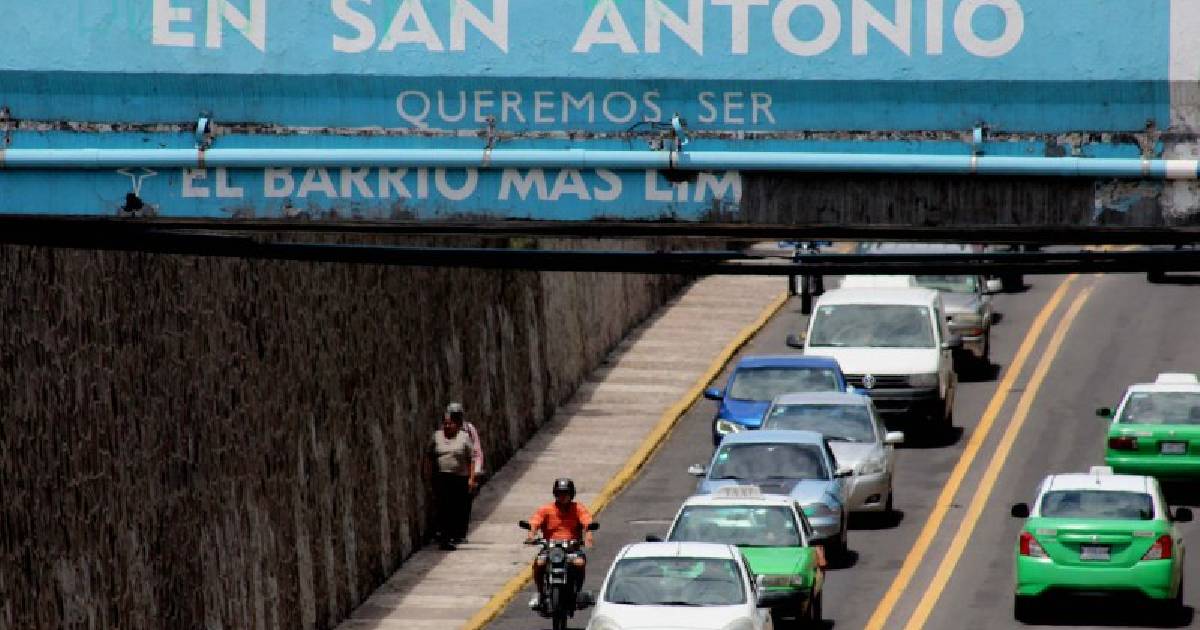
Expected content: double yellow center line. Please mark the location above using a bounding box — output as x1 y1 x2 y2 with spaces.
865 274 1097 630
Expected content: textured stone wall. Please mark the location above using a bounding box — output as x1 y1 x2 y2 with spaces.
0 238 694 630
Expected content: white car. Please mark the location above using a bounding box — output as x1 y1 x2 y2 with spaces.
762 391 904 514
587 541 776 630
790 286 959 431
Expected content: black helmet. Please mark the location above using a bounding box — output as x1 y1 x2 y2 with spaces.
552 478 576 499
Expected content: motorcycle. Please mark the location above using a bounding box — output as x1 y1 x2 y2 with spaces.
519 519 600 630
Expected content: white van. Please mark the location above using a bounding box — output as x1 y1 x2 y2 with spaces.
788 287 959 430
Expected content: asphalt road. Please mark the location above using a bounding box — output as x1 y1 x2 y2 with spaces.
487 271 1200 630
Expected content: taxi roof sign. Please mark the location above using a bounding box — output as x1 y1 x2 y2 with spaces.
1155 373 1199 384
713 485 764 500
1089 465 1115 476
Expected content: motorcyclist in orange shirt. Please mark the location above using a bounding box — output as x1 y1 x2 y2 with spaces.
526 478 594 611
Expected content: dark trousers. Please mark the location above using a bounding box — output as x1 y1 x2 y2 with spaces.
433 472 470 542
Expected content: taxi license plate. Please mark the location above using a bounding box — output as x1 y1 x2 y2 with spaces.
1080 545 1109 561
1161 442 1187 455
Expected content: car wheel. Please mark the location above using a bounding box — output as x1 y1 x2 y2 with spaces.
808 589 823 627
1165 577 1186 624
1013 594 1039 623
883 490 896 523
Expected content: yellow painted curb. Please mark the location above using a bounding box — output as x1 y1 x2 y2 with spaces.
461 288 791 630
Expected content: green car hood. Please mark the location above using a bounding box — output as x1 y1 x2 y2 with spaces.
740 546 818 588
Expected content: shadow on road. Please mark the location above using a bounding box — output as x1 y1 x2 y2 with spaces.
895 426 964 450
1020 600 1193 628
849 510 904 531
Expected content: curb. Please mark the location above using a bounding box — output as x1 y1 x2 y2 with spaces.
461 288 791 630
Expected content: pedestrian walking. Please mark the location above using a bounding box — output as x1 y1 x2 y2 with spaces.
429 406 476 551
446 402 484 544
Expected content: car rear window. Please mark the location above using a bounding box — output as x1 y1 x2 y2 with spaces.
669 505 802 547
1039 490 1154 520
1119 391 1200 425
727 367 840 401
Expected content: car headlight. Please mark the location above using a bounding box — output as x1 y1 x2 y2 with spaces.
857 455 887 475
803 503 836 518
758 573 806 588
715 419 745 435
587 617 622 630
908 373 939 388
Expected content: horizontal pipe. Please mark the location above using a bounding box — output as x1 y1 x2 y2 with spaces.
1 148 1198 179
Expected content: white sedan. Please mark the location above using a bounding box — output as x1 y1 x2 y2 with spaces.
586 541 777 630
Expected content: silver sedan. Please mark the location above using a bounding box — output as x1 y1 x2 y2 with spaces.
762 391 903 514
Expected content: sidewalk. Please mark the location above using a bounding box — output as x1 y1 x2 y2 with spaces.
336 275 787 630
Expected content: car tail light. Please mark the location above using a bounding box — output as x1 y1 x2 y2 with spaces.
1107 436 1138 451
1019 532 1047 558
1142 535 1173 560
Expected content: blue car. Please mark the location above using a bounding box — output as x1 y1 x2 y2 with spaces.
704 355 850 445
688 430 851 557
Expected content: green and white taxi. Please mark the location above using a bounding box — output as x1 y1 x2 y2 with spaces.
1010 466 1191 622
1102 372 1200 479
664 486 825 628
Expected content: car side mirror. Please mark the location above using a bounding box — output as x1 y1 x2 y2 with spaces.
1096 407 1113 418
688 464 707 477
834 467 853 479
985 278 1004 294
703 387 724 401
645 534 663 542
518 520 531 530
884 431 905 445
1174 507 1193 523
942 335 964 350
587 522 600 532
786 333 806 349
1010 503 1030 518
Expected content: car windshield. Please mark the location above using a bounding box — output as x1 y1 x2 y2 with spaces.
726 366 841 401
808 305 935 348
1118 392 1200 425
763 404 876 442
709 443 829 481
913 275 978 294
604 557 745 606
1039 490 1154 520
669 505 802 547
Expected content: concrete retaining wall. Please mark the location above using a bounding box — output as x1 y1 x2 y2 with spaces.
0 238 694 630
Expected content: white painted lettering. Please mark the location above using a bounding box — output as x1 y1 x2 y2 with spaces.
954 0 1023 57
646 170 676 202
696 172 742 201
474 90 496 122
416 167 430 199
183 168 210 198
435 168 479 201
645 0 704 55
216 168 244 198
501 91 526 123
533 91 555 124
773 0 841 56
499 169 549 200
572 0 639 53
437 91 468 123
332 0 376 53
379 168 411 198
853 0 912 55
602 92 638 124
450 0 509 52
642 91 663 122
298 167 338 198
698 92 718 124
563 92 596 124
152 0 195 47
206 0 267 51
341 167 374 198
594 169 622 202
549 169 591 201
751 93 776 124
926 0 944 54
264 168 295 197
712 0 769 54
723 92 745 124
379 0 445 51
397 91 432 128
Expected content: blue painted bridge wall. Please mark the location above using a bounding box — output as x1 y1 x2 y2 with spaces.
0 0 1191 221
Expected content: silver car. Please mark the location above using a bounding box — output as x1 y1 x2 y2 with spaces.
762 392 903 514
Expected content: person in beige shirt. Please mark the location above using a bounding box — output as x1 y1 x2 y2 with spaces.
429 410 476 551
